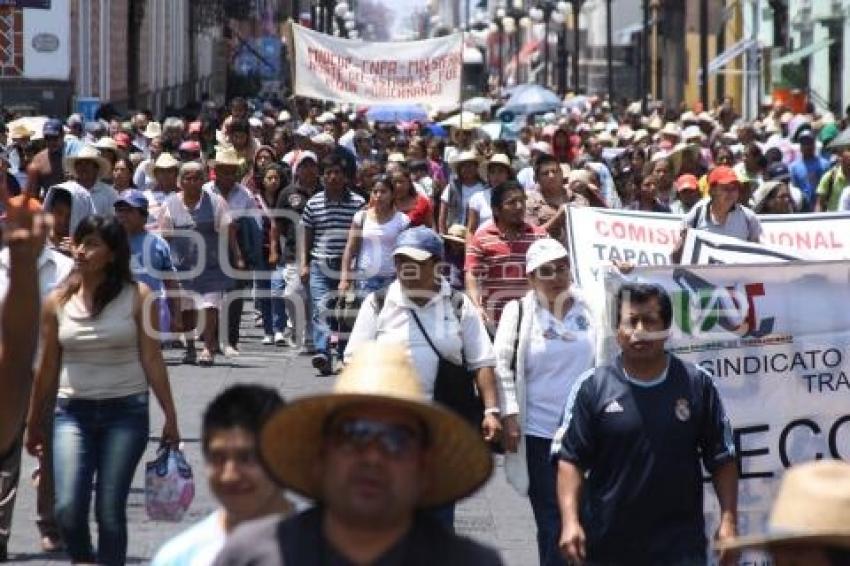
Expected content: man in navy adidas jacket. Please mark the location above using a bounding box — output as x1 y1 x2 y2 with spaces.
554 282 739 566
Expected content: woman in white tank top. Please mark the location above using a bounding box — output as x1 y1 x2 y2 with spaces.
26 215 180 565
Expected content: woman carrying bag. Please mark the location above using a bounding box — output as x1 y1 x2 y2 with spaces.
494 238 596 566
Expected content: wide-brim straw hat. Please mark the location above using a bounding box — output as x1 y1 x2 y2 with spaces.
449 150 481 175
64 145 112 179
213 147 243 168
443 224 468 244
8 123 33 140
259 343 493 508
479 153 512 180
718 460 850 552
145 152 182 178
143 121 162 139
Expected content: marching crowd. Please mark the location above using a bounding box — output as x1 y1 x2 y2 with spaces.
0 92 849 565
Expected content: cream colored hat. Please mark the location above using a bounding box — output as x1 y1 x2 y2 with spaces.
145 152 182 177
259 343 493 508
480 153 512 179
93 137 119 153
64 145 112 179
143 121 162 139
449 150 481 174
8 123 33 140
660 122 682 139
718 460 850 551
443 224 468 244
213 147 243 168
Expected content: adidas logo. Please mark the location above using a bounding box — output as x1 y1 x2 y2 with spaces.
604 400 624 414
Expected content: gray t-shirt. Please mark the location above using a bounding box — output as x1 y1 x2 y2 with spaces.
212 508 504 566
681 199 762 242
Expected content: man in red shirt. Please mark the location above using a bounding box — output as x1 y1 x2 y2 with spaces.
466 180 546 329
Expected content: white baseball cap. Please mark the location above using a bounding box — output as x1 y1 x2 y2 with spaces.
525 238 569 274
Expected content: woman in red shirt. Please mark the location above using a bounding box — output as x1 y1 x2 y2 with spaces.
391 166 434 228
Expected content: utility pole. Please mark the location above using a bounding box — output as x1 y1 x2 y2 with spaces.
571 0 583 93
606 0 613 104
700 0 709 108
641 0 649 111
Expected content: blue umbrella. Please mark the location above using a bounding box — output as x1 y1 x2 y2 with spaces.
502 84 562 115
366 104 429 123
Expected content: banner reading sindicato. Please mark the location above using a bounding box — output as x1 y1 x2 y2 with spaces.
601 261 850 561
290 23 463 107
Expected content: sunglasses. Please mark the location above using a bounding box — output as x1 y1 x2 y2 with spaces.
535 263 570 279
327 418 425 458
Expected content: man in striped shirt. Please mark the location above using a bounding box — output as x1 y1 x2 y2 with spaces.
466 181 546 330
299 154 365 374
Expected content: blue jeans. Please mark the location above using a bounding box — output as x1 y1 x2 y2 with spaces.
53 393 149 565
309 259 342 357
526 435 566 566
357 274 395 293
256 271 286 335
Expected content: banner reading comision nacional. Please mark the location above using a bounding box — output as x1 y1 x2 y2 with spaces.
566 206 850 288
601 261 850 560
290 23 463 107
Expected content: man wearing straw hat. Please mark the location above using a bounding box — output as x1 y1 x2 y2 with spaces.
62 145 118 216
717 460 850 566
213 342 503 565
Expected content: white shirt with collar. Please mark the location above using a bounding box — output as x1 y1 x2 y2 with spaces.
88 181 118 217
344 279 495 395
203 181 262 229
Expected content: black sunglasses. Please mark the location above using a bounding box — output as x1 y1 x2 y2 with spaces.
327 418 425 458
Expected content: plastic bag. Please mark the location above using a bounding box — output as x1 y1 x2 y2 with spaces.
145 445 195 521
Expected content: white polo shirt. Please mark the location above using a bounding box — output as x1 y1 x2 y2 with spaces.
344 279 495 395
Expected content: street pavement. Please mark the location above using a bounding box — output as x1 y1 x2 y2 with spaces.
6 316 539 565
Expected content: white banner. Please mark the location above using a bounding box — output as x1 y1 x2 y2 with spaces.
566 206 850 288
290 24 463 107
601 261 850 560
681 229 806 265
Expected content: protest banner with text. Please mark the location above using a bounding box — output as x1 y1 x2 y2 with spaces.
601 261 850 561
566 206 850 287
289 23 463 107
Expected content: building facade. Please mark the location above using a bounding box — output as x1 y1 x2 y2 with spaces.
0 0 226 117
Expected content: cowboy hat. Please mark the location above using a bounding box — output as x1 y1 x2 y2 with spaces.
449 150 481 175
213 147 243 168
93 137 120 154
443 224 468 245
718 460 850 552
479 153 512 180
8 123 32 140
145 152 182 178
660 122 682 139
258 342 493 508
64 145 112 179
143 121 162 139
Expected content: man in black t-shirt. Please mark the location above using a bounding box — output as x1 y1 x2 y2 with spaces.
555 283 739 566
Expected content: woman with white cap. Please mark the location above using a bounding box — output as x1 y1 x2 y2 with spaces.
494 238 596 566
438 151 486 235
466 153 513 235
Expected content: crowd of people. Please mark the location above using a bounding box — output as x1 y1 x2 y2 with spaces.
0 91 849 565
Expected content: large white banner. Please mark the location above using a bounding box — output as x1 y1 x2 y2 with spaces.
290 24 463 107
601 261 850 560
566 206 850 288
681 229 806 265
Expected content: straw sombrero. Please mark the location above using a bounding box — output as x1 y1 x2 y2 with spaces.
145 152 182 178
718 460 850 552
443 224 468 244
64 145 112 179
449 150 481 175
479 153 512 180
259 342 493 508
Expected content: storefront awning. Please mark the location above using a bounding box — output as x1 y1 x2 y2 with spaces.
771 39 834 68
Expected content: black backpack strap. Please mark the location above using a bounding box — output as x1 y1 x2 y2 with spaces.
510 299 523 377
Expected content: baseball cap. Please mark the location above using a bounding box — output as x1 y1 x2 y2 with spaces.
114 189 149 212
295 124 319 138
43 118 63 137
310 132 335 147
525 238 569 274
764 161 791 182
393 226 444 261
178 140 201 153
708 165 739 186
675 174 699 192
797 128 815 143
188 121 202 135
293 150 319 175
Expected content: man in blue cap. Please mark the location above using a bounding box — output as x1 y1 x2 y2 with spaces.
29 119 76 198
114 190 180 338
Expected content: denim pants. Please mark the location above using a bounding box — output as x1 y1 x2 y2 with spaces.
281 262 311 345
356 274 395 293
309 259 342 357
526 435 566 566
227 277 253 347
53 393 149 565
256 270 286 335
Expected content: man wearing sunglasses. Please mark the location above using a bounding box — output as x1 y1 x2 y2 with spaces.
213 343 503 566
